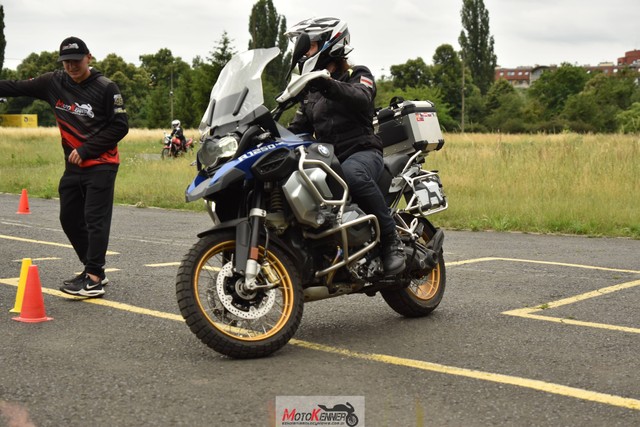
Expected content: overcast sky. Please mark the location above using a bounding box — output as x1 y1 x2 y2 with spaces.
3 0 639 78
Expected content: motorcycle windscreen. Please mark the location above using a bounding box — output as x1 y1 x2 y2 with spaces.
199 47 280 133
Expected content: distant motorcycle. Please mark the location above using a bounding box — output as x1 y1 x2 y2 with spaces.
161 132 194 159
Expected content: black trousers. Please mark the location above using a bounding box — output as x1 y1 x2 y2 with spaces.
58 169 117 277
341 150 396 237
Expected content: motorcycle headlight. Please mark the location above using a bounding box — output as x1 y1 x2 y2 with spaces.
198 134 239 168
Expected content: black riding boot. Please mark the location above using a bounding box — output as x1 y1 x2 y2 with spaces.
381 231 406 275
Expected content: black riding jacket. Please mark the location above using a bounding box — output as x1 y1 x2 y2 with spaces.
170 126 186 143
288 65 383 162
0 68 129 172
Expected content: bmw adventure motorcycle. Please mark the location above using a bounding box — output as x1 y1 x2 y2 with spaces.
176 34 448 358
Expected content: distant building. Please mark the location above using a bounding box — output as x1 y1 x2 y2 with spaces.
494 66 532 88
618 50 640 65
495 49 640 88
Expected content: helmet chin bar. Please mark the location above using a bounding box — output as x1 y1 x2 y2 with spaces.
300 54 321 75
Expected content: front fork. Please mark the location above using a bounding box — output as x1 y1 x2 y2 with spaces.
234 188 274 291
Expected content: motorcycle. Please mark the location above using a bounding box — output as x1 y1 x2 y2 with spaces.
176 33 448 359
161 132 194 159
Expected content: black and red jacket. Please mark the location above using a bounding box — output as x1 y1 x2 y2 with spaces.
0 68 129 172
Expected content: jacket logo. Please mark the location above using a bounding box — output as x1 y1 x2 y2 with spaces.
55 100 95 118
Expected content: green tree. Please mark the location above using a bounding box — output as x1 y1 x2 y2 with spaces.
248 0 290 91
190 31 237 127
174 69 199 129
462 85 487 132
563 71 639 132
484 90 528 133
459 0 497 95
528 63 589 120
139 49 190 128
485 78 515 113
616 102 640 133
389 57 433 89
94 54 151 128
0 5 6 72
16 51 60 79
432 44 463 120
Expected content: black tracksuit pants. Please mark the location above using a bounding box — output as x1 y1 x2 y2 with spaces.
58 168 117 278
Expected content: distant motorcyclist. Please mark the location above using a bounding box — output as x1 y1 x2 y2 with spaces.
170 119 187 152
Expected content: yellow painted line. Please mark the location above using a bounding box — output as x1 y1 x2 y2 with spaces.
1 278 639 411
146 262 181 267
447 257 498 266
448 256 640 274
0 234 119 255
0 278 183 321
70 268 120 275
503 279 640 334
290 341 640 411
494 257 640 274
533 279 640 310
146 262 219 273
503 310 640 334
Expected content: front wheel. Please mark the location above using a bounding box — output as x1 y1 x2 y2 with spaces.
381 220 446 317
176 230 303 358
161 147 170 159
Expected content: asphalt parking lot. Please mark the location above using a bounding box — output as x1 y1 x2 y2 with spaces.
1 193 639 427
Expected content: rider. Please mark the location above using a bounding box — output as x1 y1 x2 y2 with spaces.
170 119 187 152
285 17 405 275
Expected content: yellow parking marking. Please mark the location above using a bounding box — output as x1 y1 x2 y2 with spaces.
146 262 219 272
4 254 640 411
146 262 181 267
291 341 640 411
0 234 119 255
1 276 638 412
0 278 182 321
503 279 640 334
447 257 498 266
448 256 640 274
69 268 120 275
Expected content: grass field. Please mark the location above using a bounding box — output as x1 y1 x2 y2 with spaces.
1 127 638 238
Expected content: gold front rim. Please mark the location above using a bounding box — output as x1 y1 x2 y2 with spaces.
193 241 295 342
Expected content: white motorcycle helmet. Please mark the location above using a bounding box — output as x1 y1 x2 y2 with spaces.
285 17 353 75
171 119 181 129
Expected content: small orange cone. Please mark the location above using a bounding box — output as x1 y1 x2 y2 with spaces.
9 258 32 313
17 189 31 214
12 265 53 323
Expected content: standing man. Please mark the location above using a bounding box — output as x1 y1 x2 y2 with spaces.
0 36 129 298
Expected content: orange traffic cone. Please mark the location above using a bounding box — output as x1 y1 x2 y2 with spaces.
9 258 32 313
16 189 31 214
12 265 53 323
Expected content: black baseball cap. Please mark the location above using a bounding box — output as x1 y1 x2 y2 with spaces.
58 36 90 62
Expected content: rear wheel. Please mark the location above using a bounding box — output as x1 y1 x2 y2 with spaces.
176 230 303 358
381 221 446 317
